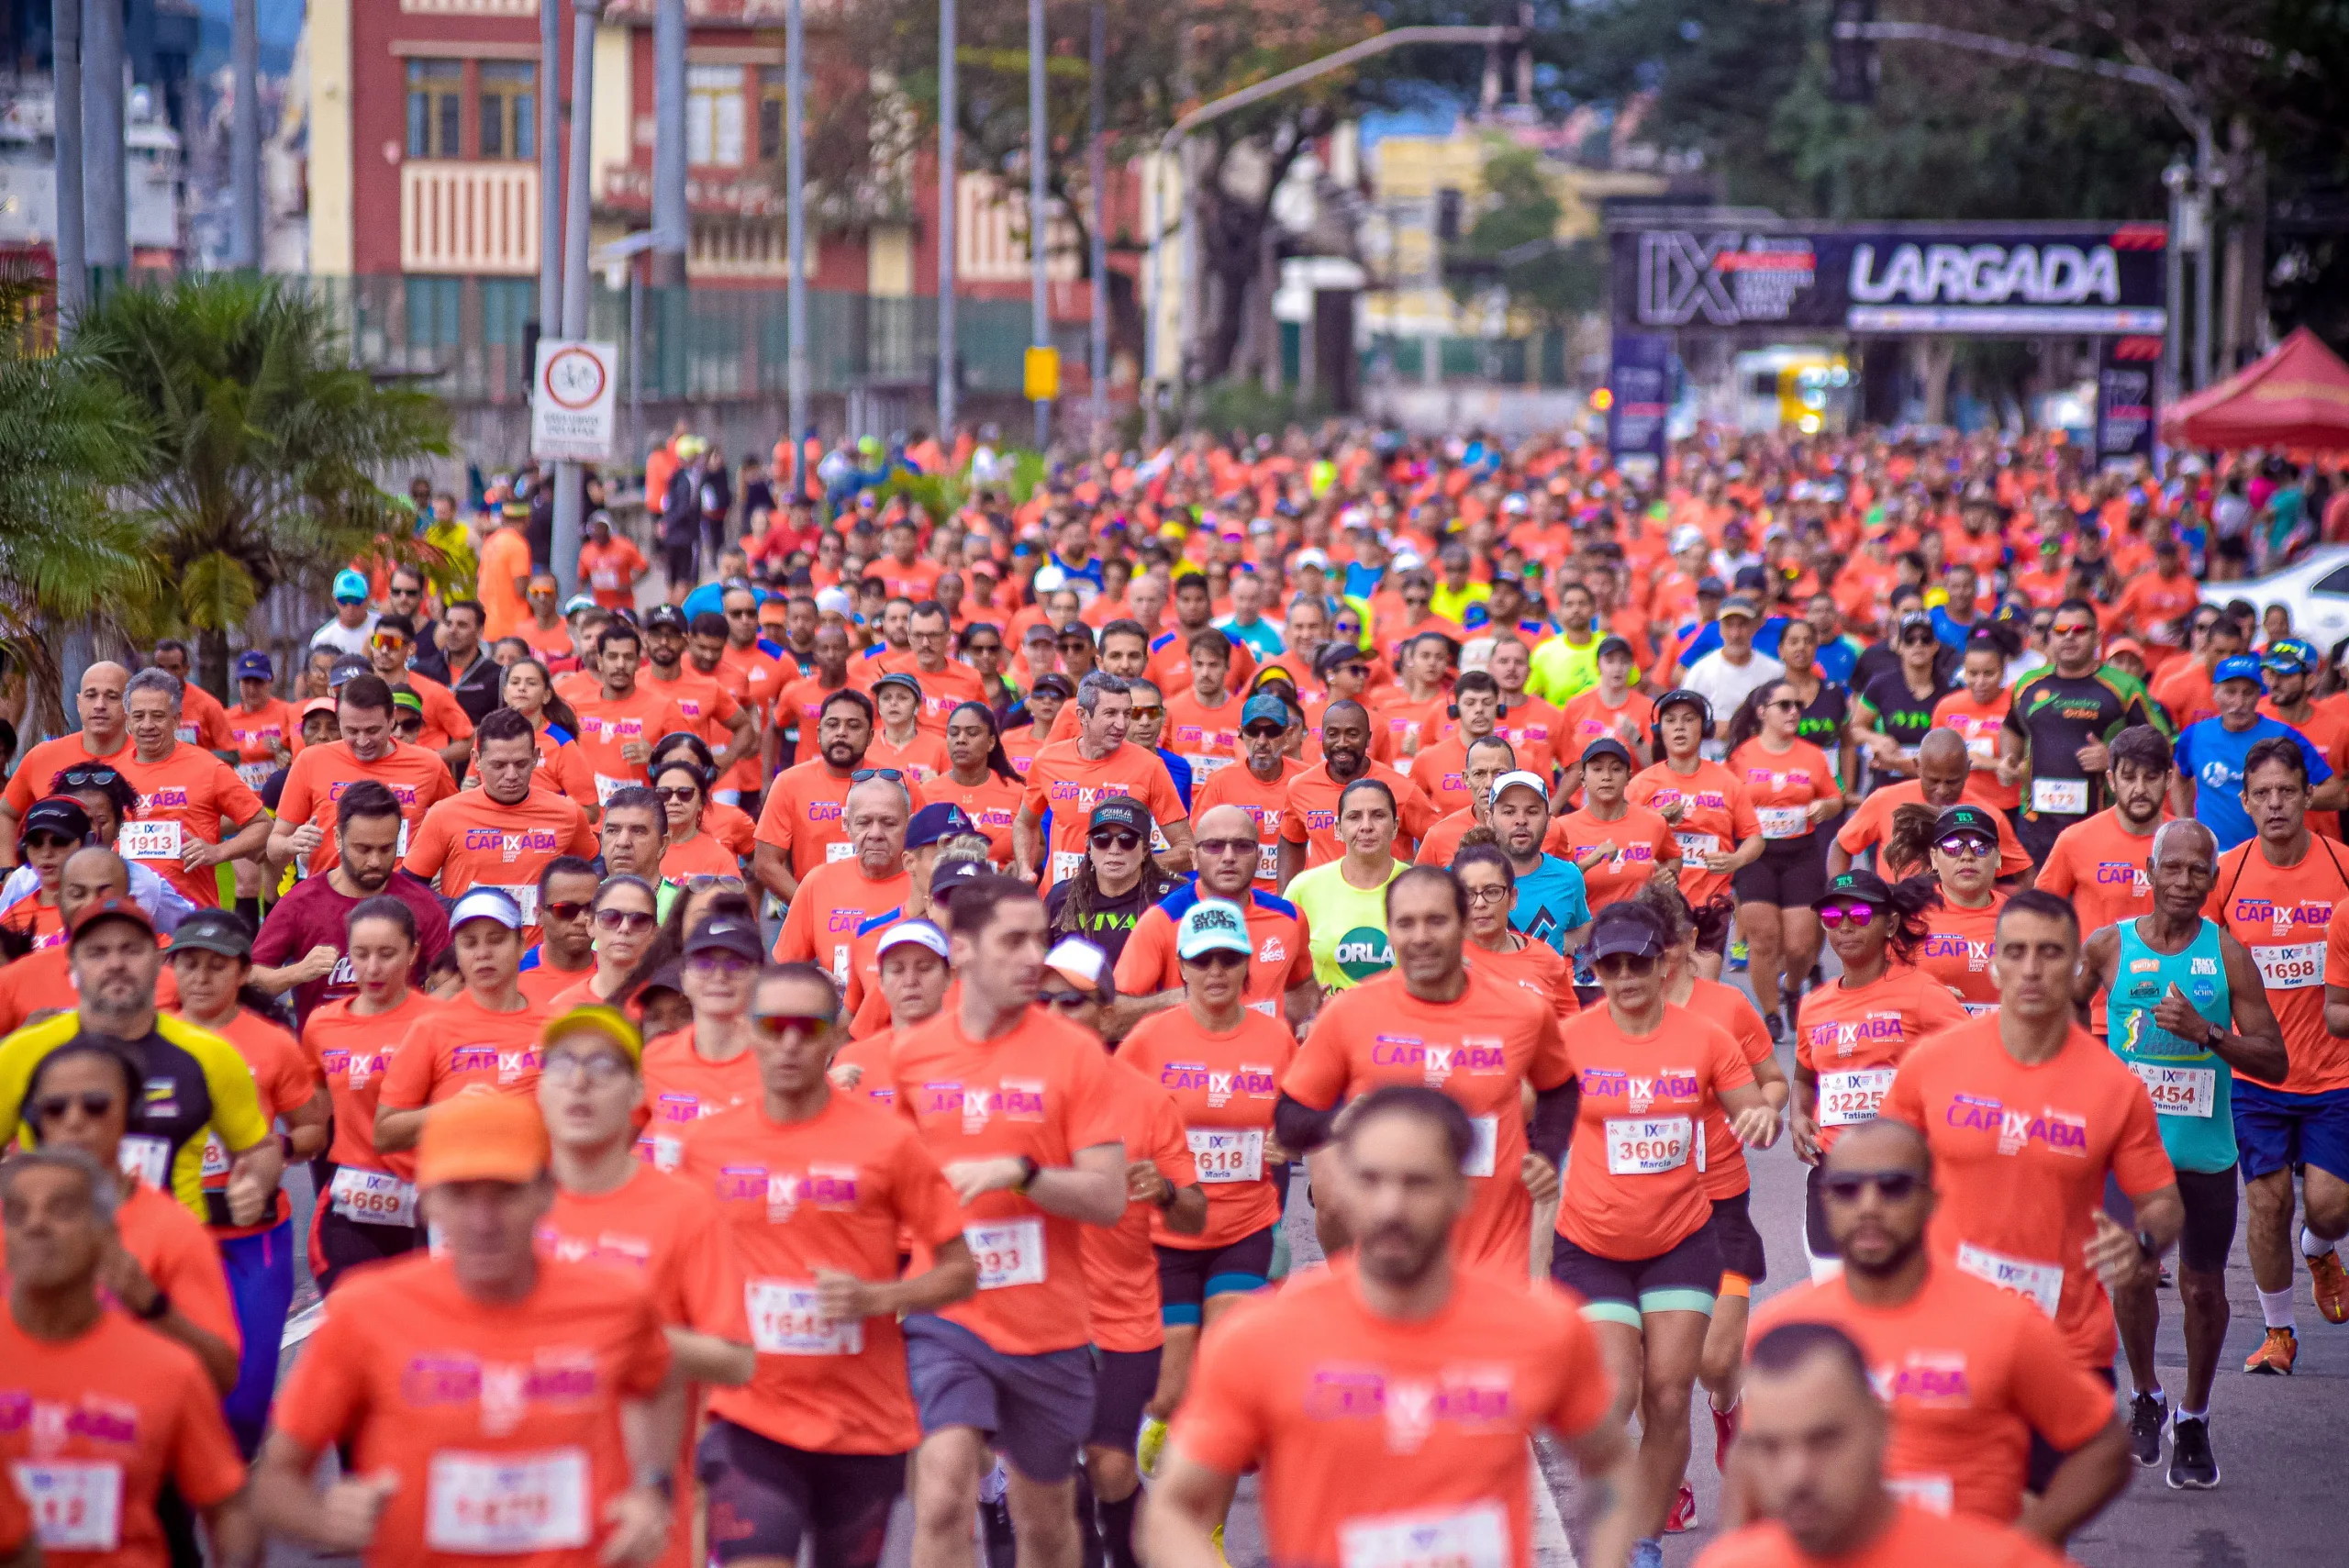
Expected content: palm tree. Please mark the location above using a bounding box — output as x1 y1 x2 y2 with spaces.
72 275 455 692
0 272 152 738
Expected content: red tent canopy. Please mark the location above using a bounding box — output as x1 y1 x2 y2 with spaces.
2162 327 2349 450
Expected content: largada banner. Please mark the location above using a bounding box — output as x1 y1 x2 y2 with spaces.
1610 222 2167 336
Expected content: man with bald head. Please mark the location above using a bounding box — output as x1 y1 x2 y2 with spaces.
0 662 133 863
2076 813 2284 1486
774 773 913 981
1749 1119 2128 1540
1699 1319 2073 1568
1109 803 1319 1036
0 847 187 1030
1829 728 2033 884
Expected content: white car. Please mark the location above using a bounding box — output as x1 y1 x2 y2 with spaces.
2202 546 2349 651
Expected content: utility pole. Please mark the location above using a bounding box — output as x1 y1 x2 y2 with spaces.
786 0 808 447
83 0 128 285
551 0 604 600
229 0 261 270
539 0 562 335
651 0 687 287
1087 0 1107 446
1028 0 1050 450
52 0 85 320
937 0 959 441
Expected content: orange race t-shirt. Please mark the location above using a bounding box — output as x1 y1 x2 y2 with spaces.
0 940 179 1034
1913 894 2006 1015
922 772 1023 865
111 1178 243 1353
864 728 952 785
1696 1506 2070 1568
403 786 597 926
2036 806 2169 1032
1461 936 1576 1022
0 1308 248 1568
1170 1259 1613 1568
637 1030 761 1169
1794 966 1971 1155
1725 738 1839 842
1020 740 1189 886
117 743 267 908
2221 835 2349 1094
226 696 305 788
375 991 555 1110
1882 1017 2176 1366
1627 760 1761 910
1115 1004 1295 1249
570 685 695 805
274 740 460 877
1278 760 1436 870
773 860 910 977
754 760 930 883
1750 1262 2114 1524
1932 690 2020 811
641 664 743 761
1835 779 2033 883
1284 970 1570 1272
888 1005 1124 1355
1 731 132 817
1112 888 1312 1019
1189 759 1307 890
1076 1057 1197 1352
1675 977 1776 1201
304 990 444 1182
1555 1001 1754 1261
270 1252 672 1568
1542 803 1680 913
184 1008 318 1239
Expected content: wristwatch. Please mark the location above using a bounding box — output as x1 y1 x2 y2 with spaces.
634 1470 674 1503
1152 1181 1180 1211
1010 1155 1040 1194
2134 1229 2162 1266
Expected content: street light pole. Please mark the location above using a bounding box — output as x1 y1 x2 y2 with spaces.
786 0 808 447
51 0 84 321
1028 0 1050 451
539 0 562 333
1088 0 1108 448
229 0 260 270
651 0 687 287
83 0 128 284
937 0 958 440
551 0 604 601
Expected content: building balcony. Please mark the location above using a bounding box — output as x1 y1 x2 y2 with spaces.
401 161 540 276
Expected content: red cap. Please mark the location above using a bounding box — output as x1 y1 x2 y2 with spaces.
70 893 155 943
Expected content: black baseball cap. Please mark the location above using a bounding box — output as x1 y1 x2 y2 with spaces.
873 671 924 699
19 796 92 844
645 605 690 633
1316 642 1372 676
167 908 253 960
930 858 987 901
1933 804 2000 843
1580 737 1634 770
1654 688 1711 727
683 913 764 963
1596 635 1636 662
1586 904 1665 962
1812 867 1893 910
1088 797 1151 838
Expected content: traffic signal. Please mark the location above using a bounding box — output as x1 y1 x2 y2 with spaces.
1828 0 1877 106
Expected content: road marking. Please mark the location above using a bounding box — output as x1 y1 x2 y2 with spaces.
1531 1439 1577 1568
282 1299 326 1350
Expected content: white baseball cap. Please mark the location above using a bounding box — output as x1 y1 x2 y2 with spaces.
876 919 950 962
1491 770 1550 805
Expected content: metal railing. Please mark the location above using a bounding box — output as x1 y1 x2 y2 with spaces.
299 274 1060 406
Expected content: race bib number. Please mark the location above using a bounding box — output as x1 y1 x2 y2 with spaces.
1338 1502 1508 1568
1965 735 1996 762
397 817 411 857
1674 831 1720 859
329 1167 418 1227
1886 1473 1954 1517
1818 1068 1896 1128
1604 1115 1693 1176
2253 941 2323 990
118 820 181 862
236 761 274 791
12 1461 123 1551
826 840 857 863
2132 1062 2218 1119
1755 806 1808 840
199 1133 229 1180
592 569 620 590
745 1279 864 1355
1255 842 1280 882
966 1219 1046 1290
1051 850 1085 885
486 884 540 926
1186 1127 1264 1184
593 773 631 806
1960 1001 1998 1018
1954 1242 2064 1318
1463 1114 1498 1179
2031 777 2088 816
425 1450 591 1552
117 1135 170 1190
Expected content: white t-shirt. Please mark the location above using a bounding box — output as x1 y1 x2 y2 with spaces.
1680 649 1787 727
308 614 379 658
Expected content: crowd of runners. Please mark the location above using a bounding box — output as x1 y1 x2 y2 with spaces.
3 425 2347 1568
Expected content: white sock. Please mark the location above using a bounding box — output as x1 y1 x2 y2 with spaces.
2134 1383 2165 1404
2259 1286 2298 1330
2301 1226 2336 1259
2178 1407 2208 1424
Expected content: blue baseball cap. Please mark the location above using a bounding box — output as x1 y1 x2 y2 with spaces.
233 650 273 681
906 802 974 849
1240 694 1289 733
2214 654 2266 689
332 569 370 604
2263 639 2319 674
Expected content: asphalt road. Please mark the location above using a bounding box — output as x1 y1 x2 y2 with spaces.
261 961 2347 1568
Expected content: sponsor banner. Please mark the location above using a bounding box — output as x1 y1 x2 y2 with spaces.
1607 333 1672 471
2096 335 2162 465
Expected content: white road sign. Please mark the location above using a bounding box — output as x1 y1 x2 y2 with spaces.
529 339 618 462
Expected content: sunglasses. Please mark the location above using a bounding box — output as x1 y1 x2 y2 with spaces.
369 635 409 651
1765 698 1802 712
1594 951 1658 978
652 786 702 804
1185 950 1248 971
967 641 1002 654
1899 631 1936 646
1934 834 1995 859
31 1091 117 1123
1037 990 1093 1011
542 1052 634 1086
850 768 905 784
685 874 746 892
541 900 594 923
1126 706 1164 722
1819 1169 1925 1204
56 768 119 790
687 951 753 975
1089 831 1142 851
751 1011 832 1039
394 714 424 729
1194 838 1257 858
594 908 659 933
24 832 79 851
1817 903 1876 929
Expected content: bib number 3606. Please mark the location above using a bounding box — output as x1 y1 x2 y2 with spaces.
1604 1116 1692 1175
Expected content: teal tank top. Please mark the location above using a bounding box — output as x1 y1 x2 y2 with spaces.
2110 917 2236 1173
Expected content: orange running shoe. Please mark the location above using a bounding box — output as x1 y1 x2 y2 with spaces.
2308 1249 2349 1325
2243 1326 2298 1375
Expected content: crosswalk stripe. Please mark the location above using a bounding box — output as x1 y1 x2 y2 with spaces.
1531 1439 1577 1568
282 1299 326 1350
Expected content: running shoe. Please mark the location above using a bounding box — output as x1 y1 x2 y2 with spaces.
981 1497 1018 1568
1664 1483 1697 1533
1712 1400 1741 1468
1631 1538 1665 1568
2308 1247 2349 1324
2127 1391 2166 1467
2167 1416 2221 1490
1136 1414 1170 1479
1765 1011 1787 1045
1211 1524 1231 1568
2243 1325 2298 1375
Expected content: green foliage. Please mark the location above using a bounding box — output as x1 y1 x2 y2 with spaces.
1447 141 1608 330
70 275 451 688
1195 376 1330 439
